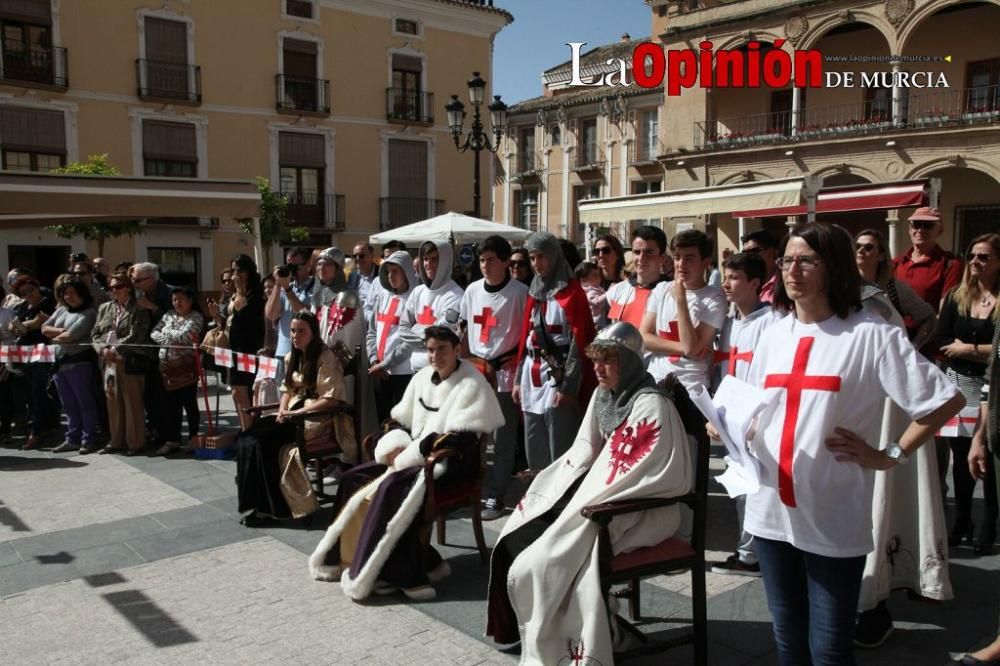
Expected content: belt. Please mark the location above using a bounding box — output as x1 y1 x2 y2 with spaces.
527 344 569 360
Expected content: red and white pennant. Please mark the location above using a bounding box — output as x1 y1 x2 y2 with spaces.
256 356 279 380
235 352 257 374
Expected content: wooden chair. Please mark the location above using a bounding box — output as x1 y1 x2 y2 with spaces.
580 406 710 664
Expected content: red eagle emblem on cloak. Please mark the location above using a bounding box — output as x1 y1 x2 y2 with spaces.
606 419 660 485
324 304 356 336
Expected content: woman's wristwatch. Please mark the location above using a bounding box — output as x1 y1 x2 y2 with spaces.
885 443 910 465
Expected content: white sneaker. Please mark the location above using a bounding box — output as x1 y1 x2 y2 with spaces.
427 561 451 584
402 585 436 601
374 580 398 596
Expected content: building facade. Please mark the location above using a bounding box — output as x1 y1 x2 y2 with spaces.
0 0 511 289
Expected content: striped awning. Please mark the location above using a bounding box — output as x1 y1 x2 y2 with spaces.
731 180 929 218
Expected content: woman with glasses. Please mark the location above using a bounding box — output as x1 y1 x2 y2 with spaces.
509 249 533 286
213 255 264 431
933 233 1000 555
91 273 153 455
10 279 57 450
712 222 963 665
592 234 625 289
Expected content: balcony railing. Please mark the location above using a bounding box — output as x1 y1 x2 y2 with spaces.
379 197 444 231
574 144 605 170
629 137 665 164
694 84 1000 151
136 59 201 104
0 38 68 89
386 88 434 124
276 74 331 115
513 150 543 177
282 192 346 231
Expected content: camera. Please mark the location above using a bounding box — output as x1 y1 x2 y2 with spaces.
276 263 296 279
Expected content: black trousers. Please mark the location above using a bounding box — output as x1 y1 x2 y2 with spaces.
161 384 199 442
374 373 411 423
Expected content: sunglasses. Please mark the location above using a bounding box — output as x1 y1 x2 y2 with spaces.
967 252 994 263
855 243 876 253
909 221 936 231
593 247 614 256
351 253 368 260
510 260 529 268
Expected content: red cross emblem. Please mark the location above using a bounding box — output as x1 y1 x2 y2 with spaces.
256 356 278 380
0 345 12 363
528 322 563 387
764 336 842 507
416 304 436 326
30 344 55 363
713 346 753 376
235 352 257 374
656 320 681 362
213 347 233 368
376 297 402 361
473 307 498 344
606 419 660 485
608 299 626 321
324 304 356 337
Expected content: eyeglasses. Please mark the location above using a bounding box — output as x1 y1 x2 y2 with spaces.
777 256 822 271
510 260 529 268
351 253 368 260
967 252 994 263
133 275 152 282
909 221 936 231
855 243 876 253
593 247 614 256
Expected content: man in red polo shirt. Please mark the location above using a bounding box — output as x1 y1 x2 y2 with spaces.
893 206 964 340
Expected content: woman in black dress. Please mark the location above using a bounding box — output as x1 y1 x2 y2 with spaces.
212 254 264 431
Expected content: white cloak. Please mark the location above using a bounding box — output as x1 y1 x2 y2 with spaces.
489 391 692 666
308 360 504 599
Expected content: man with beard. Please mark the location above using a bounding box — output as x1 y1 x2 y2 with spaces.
487 322 694 664
513 231 597 471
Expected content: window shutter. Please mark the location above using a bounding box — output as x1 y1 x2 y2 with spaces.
0 0 52 24
391 54 422 73
142 120 196 161
388 139 427 198
144 17 187 64
0 106 65 153
279 132 325 168
283 38 318 55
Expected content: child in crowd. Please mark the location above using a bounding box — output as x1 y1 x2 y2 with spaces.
576 261 608 329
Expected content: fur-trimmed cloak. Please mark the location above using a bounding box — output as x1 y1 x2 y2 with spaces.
309 360 504 599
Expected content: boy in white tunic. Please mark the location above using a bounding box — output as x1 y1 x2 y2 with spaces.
459 235 528 521
640 229 726 390
399 240 464 373
366 251 418 423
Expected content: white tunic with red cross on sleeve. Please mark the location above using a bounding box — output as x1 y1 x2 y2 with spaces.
517 299 571 415
645 281 727 390
402 281 464 372
710 305 785 393
459 277 527 393
742 311 959 558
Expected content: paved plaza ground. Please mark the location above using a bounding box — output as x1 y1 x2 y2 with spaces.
1 381 998 665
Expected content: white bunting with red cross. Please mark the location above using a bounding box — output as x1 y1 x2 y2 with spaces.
0 346 12 363
30 344 55 363
235 352 257 374
256 356 279 380
213 347 233 368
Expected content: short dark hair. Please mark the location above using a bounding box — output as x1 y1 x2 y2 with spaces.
479 235 512 261
559 239 583 270
286 247 309 263
424 325 460 346
57 279 94 308
772 222 862 319
383 240 407 253
170 285 203 314
670 229 712 259
114 261 133 273
741 229 779 250
575 260 600 280
631 225 667 254
722 252 767 289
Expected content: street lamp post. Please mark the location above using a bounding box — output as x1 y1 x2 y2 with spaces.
445 71 507 219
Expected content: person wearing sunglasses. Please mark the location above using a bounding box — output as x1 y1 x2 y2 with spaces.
346 243 379 325
932 233 1000 558
508 248 533 286
741 230 780 303
894 207 964 342
69 260 109 306
592 234 625 289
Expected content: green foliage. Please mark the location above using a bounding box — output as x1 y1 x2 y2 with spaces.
235 177 309 246
47 154 143 255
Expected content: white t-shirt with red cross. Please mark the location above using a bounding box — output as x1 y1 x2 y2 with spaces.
373 292 411 376
402 281 464 371
460 277 528 392
644 282 727 389
518 299 570 415
606 279 657 329
710 304 785 392
743 311 958 558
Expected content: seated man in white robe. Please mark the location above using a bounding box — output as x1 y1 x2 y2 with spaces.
309 324 504 601
486 322 694 665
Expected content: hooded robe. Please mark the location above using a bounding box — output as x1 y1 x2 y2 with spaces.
365 251 418 375
399 240 465 372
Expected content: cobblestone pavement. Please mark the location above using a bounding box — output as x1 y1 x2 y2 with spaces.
1 388 997 664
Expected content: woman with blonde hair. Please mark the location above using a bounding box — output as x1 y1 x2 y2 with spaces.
934 232 1000 554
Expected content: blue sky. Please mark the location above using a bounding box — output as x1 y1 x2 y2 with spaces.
492 0 652 104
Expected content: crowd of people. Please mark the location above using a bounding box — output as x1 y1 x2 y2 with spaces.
5 208 999 665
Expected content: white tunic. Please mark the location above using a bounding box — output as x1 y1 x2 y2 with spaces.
645 282 727 389
372 293 411 376
743 312 958 558
711 305 785 391
460 277 527 392
402 282 464 372
517 299 570 415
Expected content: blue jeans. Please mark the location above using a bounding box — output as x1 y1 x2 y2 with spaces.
754 536 866 666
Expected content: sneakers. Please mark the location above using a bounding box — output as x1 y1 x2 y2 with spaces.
854 602 894 648
711 554 762 577
402 585 436 601
481 497 506 521
373 580 398 596
427 561 451 584
52 441 80 453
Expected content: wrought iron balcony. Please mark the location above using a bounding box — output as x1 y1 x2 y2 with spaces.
0 38 68 89
513 150 543 178
629 137 665 165
276 74 331 115
908 83 1000 128
386 88 434 124
282 192 346 231
136 59 201 104
574 144 605 171
379 197 444 231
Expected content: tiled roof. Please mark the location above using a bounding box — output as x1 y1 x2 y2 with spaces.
508 83 662 115
428 0 513 23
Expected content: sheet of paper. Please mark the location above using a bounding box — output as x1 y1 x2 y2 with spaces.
716 457 760 498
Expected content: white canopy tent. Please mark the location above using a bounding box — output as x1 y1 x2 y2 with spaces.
369 211 534 246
